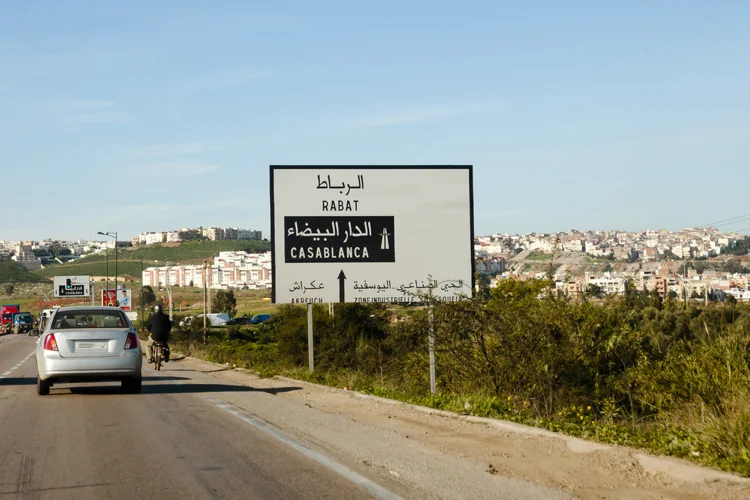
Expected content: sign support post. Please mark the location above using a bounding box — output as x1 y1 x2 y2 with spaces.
307 303 314 373
428 301 436 395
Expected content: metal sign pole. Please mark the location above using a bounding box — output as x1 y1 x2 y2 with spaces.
307 303 314 373
428 301 436 395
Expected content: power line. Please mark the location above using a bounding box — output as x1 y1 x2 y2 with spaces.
713 216 750 229
698 213 750 229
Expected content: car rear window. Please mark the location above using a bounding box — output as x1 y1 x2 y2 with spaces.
52 309 129 329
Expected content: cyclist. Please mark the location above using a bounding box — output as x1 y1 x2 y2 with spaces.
145 304 172 363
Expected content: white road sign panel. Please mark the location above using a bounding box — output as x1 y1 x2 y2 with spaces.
271 166 474 304
53 275 91 298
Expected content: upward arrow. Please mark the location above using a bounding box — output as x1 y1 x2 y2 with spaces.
337 270 346 303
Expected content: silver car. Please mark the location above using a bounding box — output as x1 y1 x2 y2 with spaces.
35 306 143 395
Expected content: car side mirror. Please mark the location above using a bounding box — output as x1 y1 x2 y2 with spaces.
30 329 40 337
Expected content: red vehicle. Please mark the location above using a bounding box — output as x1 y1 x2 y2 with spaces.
1 304 20 334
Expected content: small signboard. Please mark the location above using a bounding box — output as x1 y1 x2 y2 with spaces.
53 275 90 298
271 166 475 304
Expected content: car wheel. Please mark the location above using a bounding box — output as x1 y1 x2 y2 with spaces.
37 376 51 396
122 378 142 394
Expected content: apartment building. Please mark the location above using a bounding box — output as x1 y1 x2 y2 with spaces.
200 227 262 242
11 243 42 270
142 251 272 290
585 273 626 295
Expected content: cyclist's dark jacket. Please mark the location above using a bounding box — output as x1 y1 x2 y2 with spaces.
146 312 172 343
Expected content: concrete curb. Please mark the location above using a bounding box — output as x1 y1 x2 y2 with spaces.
165 350 750 486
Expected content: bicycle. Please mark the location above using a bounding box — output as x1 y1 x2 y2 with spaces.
153 342 166 371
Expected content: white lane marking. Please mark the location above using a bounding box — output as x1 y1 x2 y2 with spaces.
0 351 36 382
204 396 403 500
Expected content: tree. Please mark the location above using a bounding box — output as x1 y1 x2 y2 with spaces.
2 283 14 295
662 249 678 261
693 261 709 275
585 284 604 299
142 285 156 306
212 290 237 317
724 258 744 274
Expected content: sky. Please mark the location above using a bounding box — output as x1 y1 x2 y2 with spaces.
1 1 749 241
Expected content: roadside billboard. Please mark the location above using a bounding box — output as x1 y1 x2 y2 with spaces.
270 166 474 304
102 289 132 311
53 275 90 298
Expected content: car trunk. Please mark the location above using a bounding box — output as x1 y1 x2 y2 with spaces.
52 328 131 358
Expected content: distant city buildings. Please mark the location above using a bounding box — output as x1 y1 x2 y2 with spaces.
142 251 272 290
475 227 743 263
476 227 750 302
10 243 42 270
131 227 263 246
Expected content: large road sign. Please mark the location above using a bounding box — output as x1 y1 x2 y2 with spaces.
271 166 474 304
53 275 90 298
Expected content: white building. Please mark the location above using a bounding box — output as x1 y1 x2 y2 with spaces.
165 231 181 243
585 273 626 295
142 251 272 290
237 228 262 240
145 232 165 245
11 244 42 270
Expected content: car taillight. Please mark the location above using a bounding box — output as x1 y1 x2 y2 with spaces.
43 333 58 352
124 333 138 350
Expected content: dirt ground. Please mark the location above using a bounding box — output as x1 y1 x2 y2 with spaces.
179 355 750 500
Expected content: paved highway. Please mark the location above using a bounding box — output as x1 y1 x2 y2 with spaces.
0 334 397 500
0 334 580 500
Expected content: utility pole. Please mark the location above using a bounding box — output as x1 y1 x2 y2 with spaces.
105 244 109 293
166 283 173 321
203 260 208 342
114 231 118 293
140 257 145 330
683 260 688 307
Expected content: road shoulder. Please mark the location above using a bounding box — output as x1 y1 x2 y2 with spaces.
159 352 750 500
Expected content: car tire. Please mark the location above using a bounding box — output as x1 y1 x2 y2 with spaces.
122 378 142 394
37 376 51 396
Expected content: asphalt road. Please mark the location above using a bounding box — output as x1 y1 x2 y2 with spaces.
0 334 394 500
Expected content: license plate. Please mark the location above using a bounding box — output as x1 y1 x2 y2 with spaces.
77 341 107 350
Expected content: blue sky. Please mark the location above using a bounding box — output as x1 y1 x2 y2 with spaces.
1 1 749 241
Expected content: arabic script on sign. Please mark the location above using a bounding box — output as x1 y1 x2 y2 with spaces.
316 174 365 196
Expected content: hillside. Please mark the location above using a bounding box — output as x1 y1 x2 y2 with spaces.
33 240 270 279
0 260 49 282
